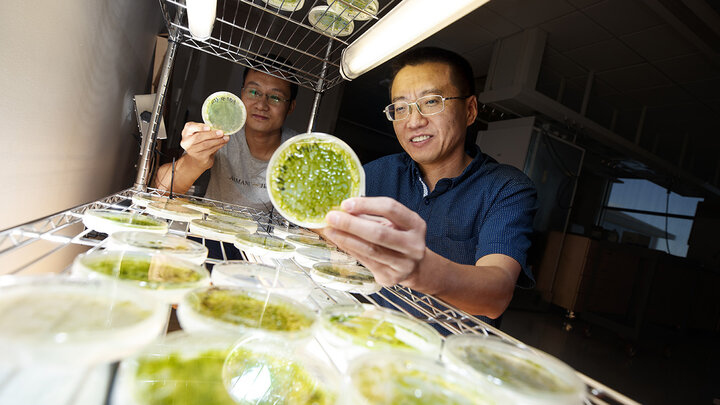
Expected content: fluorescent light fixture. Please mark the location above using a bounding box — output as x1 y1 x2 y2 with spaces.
340 0 491 80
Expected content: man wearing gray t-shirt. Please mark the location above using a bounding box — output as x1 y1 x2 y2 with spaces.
153 66 298 213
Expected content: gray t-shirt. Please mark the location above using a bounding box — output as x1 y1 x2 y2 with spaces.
205 127 297 213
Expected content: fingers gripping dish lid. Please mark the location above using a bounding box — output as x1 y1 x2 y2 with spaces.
201 91 246 135
267 132 364 228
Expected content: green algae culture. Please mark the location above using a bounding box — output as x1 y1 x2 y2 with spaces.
286 235 334 249
74 251 208 290
267 133 364 228
308 6 353 37
328 0 378 21
329 314 412 349
234 233 295 252
134 349 236 405
224 347 336 405
313 263 373 283
202 91 246 135
184 287 314 333
83 209 169 235
350 352 495 405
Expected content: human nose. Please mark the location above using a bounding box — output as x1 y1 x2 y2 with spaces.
405 103 427 127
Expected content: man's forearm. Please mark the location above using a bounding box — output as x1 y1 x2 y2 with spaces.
152 155 208 195
404 249 518 318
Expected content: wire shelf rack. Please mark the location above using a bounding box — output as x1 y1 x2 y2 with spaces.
0 188 639 405
159 0 402 92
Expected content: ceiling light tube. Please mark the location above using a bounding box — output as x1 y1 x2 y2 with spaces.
340 0 491 80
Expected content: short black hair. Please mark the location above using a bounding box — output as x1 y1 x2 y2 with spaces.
242 53 299 101
390 47 475 96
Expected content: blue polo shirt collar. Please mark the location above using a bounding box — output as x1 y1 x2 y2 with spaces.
407 146 485 198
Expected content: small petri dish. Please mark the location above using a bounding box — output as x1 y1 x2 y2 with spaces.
294 247 355 268
286 234 336 250
72 250 210 304
223 333 340 405
271 225 319 239
308 5 354 37
207 214 258 233
327 0 378 21
316 304 442 371
145 201 204 222
175 196 217 214
233 233 296 259
106 231 209 265
83 209 168 235
267 133 364 228
177 286 317 340
261 0 305 12
189 218 252 243
207 206 255 222
443 335 585 405
114 331 239 405
211 261 314 303
131 192 170 208
348 351 502 404
0 275 169 367
310 262 380 294
201 91 247 135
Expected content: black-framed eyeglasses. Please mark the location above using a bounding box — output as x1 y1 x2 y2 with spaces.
241 87 291 105
383 94 471 121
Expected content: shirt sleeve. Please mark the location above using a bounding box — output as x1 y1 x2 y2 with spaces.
475 175 538 288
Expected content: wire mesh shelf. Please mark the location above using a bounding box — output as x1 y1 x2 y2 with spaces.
0 188 639 405
160 0 401 92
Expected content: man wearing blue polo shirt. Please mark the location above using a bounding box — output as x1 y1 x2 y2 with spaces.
323 47 537 324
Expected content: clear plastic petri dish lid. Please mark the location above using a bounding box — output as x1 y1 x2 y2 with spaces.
131 192 170 208
211 261 314 303
267 132 364 228
286 234 336 250
177 286 317 340
233 232 296 259
83 209 168 235
271 225 320 239
145 200 204 222
0 275 169 367
114 331 240 405
348 350 503 404
207 205 255 221
318 303 442 355
308 5 354 37
443 335 586 405
327 0 378 21
106 231 209 265
223 333 341 405
71 250 210 305
189 218 251 243
262 0 305 12
174 196 217 214
201 91 247 135
207 214 259 233
310 262 380 294
294 246 356 268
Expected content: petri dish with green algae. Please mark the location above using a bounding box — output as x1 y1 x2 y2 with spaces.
201 91 247 135
442 335 585 405
310 262 380 294
189 218 252 243
348 351 502 404
71 250 210 304
327 0 378 21
267 133 364 228
294 246 356 268
222 334 339 405
177 286 316 340
0 275 168 367
233 233 296 258
207 214 258 233
131 192 170 208
211 261 314 303
308 5 354 37
262 0 304 12
114 331 239 405
106 231 209 265
83 209 168 235
145 201 204 222
286 234 336 250
316 304 442 372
